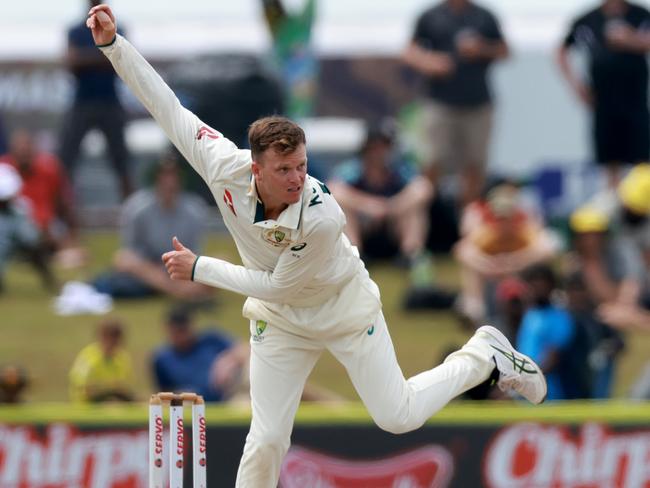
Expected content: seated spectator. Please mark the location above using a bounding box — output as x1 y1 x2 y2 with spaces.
0 365 29 403
565 206 618 301
69 317 134 402
565 272 624 399
567 165 650 330
0 163 55 293
453 180 558 326
93 154 213 300
152 306 249 402
327 119 435 287
0 129 85 268
152 306 343 403
516 264 575 401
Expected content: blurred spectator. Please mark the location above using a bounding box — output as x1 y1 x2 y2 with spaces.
69 317 134 402
260 0 318 119
565 272 624 398
571 165 650 315
494 276 528 340
152 306 249 402
566 206 621 302
599 302 650 329
1 129 85 268
516 265 575 401
0 113 7 155
402 0 509 206
453 181 558 326
59 0 132 198
93 154 213 300
0 365 29 404
557 0 650 187
152 306 341 403
327 119 435 287
0 163 55 293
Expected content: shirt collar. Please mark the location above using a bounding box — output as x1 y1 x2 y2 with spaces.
247 174 304 230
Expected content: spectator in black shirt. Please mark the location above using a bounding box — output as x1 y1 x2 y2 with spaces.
402 0 509 207
59 0 133 199
557 0 650 187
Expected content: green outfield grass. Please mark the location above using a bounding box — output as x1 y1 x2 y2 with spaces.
1 231 648 403
1 400 649 426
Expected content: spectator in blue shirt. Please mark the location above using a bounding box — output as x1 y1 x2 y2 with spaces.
517 264 575 401
152 306 249 402
565 271 624 399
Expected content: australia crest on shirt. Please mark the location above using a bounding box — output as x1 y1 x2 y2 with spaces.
262 227 294 247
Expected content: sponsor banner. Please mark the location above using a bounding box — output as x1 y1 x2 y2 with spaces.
485 423 650 488
0 424 148 488
280 445 454 488
0 422 649 487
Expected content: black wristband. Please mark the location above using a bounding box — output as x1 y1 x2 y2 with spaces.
96 35 117 48
191 256 200 281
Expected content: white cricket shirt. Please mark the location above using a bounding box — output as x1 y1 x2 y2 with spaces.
101 35 365 310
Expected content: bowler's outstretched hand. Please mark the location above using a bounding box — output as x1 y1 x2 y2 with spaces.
162 237 198 282
86 4 117 45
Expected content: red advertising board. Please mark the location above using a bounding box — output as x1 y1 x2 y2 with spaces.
0 424 147 487
280 445 454 487
484 423 650 488
1 417 649 487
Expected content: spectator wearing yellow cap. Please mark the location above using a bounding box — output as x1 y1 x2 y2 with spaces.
567 205 631 304
567 206 613 293
618 163 650 216
568 164 650 327
615 165 650 309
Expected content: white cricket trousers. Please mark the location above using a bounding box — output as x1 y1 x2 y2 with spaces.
235 308 494 487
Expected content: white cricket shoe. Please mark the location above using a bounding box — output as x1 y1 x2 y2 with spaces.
475 325 547 404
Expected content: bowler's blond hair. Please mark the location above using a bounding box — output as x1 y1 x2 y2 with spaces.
248 116 306 161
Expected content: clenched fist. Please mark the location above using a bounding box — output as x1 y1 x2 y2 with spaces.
86 4 117 46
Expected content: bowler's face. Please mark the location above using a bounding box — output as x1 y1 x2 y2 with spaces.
253 144 307 206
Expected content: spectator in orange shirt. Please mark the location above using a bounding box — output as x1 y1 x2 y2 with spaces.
453 180 559 326
1 129 86 266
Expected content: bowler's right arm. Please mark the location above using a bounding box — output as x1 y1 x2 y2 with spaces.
88 5 246 187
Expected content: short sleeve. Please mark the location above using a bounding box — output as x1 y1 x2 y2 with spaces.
412 12 433 48
482 10 504 41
